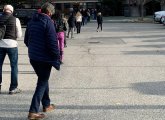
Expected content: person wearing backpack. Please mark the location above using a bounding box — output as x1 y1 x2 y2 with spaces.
67 12 76 39
0 5 22 94
52 12 65 64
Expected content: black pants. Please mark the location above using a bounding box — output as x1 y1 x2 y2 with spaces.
29 59 52 113
76 22 81 34
97 23 102 31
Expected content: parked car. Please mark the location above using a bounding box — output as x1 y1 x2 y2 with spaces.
13 9 37 25
154 11 165 23
161 15 165 25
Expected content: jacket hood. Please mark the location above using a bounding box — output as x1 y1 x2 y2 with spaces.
32 13 51 21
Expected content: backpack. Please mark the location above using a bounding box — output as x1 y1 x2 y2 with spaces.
55 18 64 32
0 25 6 40
0 16 11 40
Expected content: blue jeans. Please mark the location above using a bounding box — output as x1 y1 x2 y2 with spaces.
29 59 52 113
67 27 74 38
0 47 18 91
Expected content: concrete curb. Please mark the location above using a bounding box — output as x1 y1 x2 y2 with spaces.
90 17 154 23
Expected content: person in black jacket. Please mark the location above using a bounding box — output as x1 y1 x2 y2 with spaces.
96 12 103 32
67 12 76 39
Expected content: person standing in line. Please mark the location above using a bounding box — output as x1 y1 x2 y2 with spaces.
80 9 85 26
96 12 103 32
0 5 22 94
76 11 82 34
24 2 60 120
94 9 97 20
52 12 65 64
62 15 68 47
67 12 76 39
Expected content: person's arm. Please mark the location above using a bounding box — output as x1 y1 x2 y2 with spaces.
16 18 22 38
46 19 60 59
24 24 29 47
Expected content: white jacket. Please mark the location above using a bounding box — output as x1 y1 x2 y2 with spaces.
76 15 82 22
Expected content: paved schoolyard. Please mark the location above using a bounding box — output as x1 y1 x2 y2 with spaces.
1 21 165 120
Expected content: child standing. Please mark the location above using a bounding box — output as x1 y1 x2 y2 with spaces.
96 12 103 32
52 12 65 64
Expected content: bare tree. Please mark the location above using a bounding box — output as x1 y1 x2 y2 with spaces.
137 0 152 20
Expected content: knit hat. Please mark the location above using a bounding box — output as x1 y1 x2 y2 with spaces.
3 5 14 13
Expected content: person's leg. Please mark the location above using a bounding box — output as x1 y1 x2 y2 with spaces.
71 27 74 38
29 60 52 113
41 82 50 107
77 22 80 34
79 22 82 33
0 48 6 93
7 47 18 91
84 17 88 25
79 22 81 33
58 32 65 63
67 27 71 38
101 23 102 31
97 23 99 31
64 31 67 47
82 17 85 26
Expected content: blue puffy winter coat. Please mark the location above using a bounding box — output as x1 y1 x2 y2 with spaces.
24 13 60 69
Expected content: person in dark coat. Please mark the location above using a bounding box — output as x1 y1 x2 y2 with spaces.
67 12 76 38
96 12 103 32
24 2 60 120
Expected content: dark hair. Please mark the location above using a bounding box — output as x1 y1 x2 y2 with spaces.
41 2 55 15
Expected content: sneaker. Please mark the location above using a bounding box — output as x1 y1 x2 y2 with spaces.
64 44 67 48
60 61 64 65
43 104 55 112
9 88 21 95
28 112 45 120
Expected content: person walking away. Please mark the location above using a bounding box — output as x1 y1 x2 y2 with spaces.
62 15 68 47
76 11 82 34
0 5 22 94
84 9 88 25
94 9 97 20
87 9 91 22
52 12 65 64
96 12 103 32
24 2 60 120
67 12 76 39
80 9 85 26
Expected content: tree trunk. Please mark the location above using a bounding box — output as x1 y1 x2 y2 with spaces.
140 0 144 20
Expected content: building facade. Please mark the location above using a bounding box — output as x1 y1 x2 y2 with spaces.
13 0 100 15
51 0 100 14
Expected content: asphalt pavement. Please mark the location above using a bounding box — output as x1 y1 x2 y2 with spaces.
1 19 165 120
